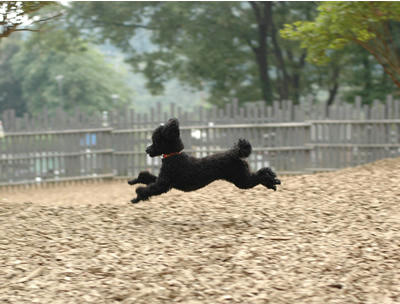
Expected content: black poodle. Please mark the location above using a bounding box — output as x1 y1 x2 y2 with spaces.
128 118 281 204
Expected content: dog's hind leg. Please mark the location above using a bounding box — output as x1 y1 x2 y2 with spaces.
225 161 262 189
128 171 157 185
257 167 281 191
228 164 280 191
231 172 260 189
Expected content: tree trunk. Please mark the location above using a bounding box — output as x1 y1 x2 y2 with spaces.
326 65 340 117
289 51 307 104
362 53 372 103
250 1 273 105
267 3 290 101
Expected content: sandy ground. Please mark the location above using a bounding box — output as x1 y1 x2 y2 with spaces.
0 158 399 304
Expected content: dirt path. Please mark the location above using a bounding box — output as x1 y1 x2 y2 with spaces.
1 158 399 303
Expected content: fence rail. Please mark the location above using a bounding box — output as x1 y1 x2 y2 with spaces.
1 96 400 187
1 121 399 187
2 95 400 133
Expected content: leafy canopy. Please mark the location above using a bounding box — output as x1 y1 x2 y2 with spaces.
0 35 25 115
67 2 261 105
281 2 400 88
0 1 58 39
67 2 325 106
8 28 133 115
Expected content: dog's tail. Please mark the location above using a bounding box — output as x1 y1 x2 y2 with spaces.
233 138 252 158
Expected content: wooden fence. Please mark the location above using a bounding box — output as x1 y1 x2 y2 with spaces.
1 96 400 186
2 95 400 132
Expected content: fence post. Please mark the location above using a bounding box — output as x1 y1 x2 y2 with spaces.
2 95 400 186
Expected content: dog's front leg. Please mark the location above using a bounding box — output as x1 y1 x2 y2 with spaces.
131 180 171 204
128 171 157 185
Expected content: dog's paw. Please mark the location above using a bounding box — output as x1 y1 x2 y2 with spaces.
131 198 140 204
128 179 137 185
269 177 281 191
272 177 281 185
259 168 281 191
265 167 277 178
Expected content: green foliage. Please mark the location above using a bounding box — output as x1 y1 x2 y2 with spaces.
340 45 398 104
66 2 323 106
3 1 394 116
281 2 400 89
0 1 58 39
3 27 134 116
0 35 25 115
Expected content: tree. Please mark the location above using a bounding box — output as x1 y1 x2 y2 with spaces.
281 2 400 91
7 27 134 115
0 1 59 39
0 34 25 115
66 1 323 106
337 44 398 104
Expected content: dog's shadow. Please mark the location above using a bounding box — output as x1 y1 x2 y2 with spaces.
130 213 274 236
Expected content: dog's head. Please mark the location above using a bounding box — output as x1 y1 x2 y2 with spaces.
146 118 184 157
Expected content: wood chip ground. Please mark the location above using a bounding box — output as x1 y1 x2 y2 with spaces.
1 158 400 303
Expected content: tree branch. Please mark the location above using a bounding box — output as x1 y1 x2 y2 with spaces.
90 19 157 30
357 38 400 88
36 13 63 23
0 11 62 39
382 21 400 68
249 2 261 24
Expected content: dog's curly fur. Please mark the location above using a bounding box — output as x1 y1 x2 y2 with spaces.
128 118 281 204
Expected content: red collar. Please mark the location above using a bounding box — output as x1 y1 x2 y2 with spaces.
162 151 181 159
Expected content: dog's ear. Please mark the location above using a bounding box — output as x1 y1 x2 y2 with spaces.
163 118 180 138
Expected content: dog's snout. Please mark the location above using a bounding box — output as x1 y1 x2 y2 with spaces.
145 146 151 154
